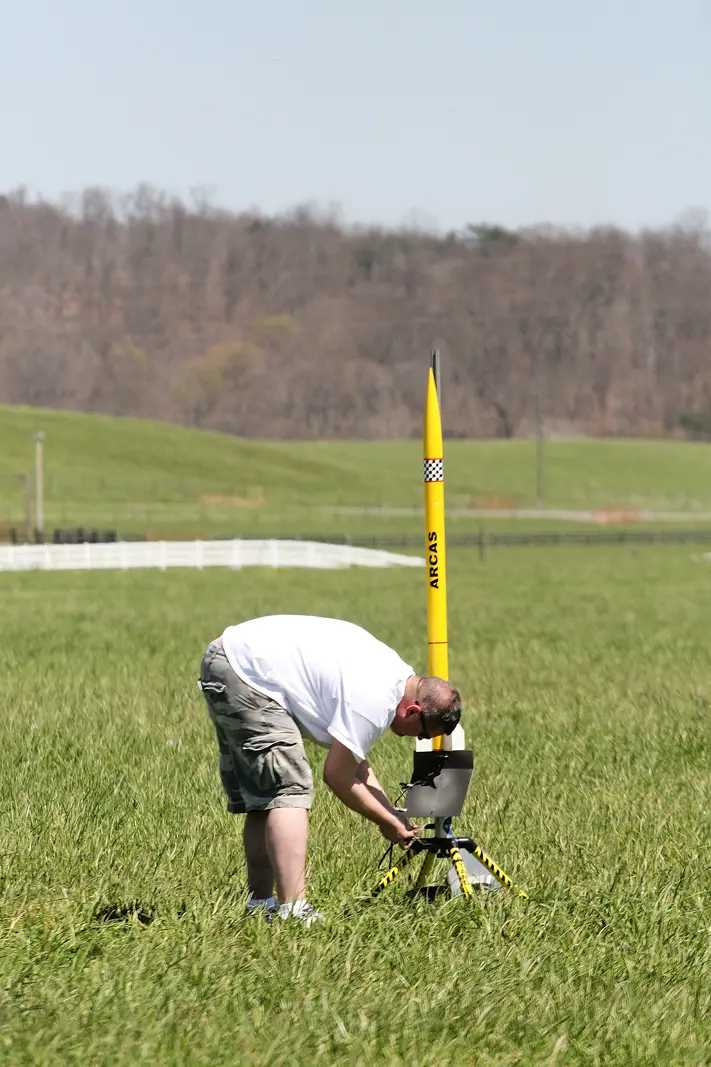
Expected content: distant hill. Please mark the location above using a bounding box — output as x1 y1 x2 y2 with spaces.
2 404 711 540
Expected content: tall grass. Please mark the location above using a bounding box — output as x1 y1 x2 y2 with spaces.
1 546 710 1064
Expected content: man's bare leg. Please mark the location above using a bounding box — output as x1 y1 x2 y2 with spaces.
265 808 308 903
243 812 274 900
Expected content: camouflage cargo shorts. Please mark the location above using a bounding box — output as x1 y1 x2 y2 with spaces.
199 640 313 813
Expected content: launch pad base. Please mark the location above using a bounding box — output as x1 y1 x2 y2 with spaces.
369 830 528 903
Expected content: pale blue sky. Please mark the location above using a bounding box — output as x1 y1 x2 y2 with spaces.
1 1 710 232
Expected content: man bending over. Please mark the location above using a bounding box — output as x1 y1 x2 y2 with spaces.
198 614 461 925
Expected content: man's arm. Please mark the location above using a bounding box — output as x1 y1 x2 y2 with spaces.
355 759 392 807
323 740 417 848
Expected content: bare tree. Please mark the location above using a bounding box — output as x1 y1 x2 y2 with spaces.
1 187 710 438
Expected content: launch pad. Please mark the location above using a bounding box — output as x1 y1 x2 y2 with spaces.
369 748 528 902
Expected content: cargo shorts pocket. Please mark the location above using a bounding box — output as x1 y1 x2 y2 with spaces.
239 727 312 798
198 644 313 810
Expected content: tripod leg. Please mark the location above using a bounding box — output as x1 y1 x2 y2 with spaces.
370 844 420 899
448 845 474 899
415 851 437 889
417 817 451 889
464 839 529 900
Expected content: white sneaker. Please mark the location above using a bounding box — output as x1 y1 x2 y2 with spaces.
245 896 278 917
275 901 325 927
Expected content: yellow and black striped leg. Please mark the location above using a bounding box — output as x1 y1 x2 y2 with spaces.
370 844 420 899
414 851 437 890
464 839 529 900
448 844 474 899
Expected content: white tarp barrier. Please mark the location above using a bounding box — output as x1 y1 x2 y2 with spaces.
0 539 423 574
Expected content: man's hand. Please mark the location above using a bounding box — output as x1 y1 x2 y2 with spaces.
380 817 419 850
324 740 417 843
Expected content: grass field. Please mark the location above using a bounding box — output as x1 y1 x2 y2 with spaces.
3 405 711 539
2 546 710 1065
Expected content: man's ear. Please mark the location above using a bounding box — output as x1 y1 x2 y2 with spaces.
404 703 421 718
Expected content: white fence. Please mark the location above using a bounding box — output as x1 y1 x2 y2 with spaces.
0 539 423 574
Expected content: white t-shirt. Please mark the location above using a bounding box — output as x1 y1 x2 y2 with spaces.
220 615 415 762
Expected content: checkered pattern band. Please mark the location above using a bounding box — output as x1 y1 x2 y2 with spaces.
424 458 444 482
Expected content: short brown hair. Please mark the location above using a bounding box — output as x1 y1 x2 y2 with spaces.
417 677 461 737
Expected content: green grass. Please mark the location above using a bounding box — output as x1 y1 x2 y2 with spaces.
1 547 710 1064
2 404 711 539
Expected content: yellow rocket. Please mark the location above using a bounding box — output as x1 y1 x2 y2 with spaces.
368 352 528 901
419 353 465 754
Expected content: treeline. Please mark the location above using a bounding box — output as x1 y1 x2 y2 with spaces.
1 186 710 438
